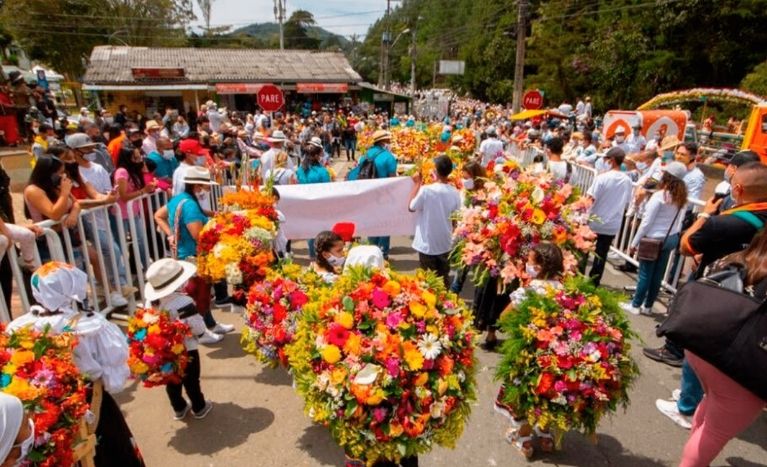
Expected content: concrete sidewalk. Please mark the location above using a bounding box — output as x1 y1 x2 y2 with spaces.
115 236 767 467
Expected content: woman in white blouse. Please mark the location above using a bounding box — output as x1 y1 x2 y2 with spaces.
6 262 145 466
622 162 688 316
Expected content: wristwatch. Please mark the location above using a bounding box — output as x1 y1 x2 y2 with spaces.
697 212 711 220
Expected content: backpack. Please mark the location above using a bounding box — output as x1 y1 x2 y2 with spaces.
356 148 381 180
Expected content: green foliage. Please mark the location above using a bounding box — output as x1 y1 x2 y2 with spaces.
741 61 767 98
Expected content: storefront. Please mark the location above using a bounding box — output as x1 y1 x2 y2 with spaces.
357 83 412 115
81 46 363 116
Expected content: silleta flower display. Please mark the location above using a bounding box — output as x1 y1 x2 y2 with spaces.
127 308 190 388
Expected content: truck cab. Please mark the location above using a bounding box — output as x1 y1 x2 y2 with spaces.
743 104 767 162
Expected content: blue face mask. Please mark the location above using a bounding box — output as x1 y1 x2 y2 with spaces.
662 150 674 162
620 163 627 171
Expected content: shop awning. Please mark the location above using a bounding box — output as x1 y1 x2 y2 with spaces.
215 83 271 94
82 84 208 91
510 108 568 120
296 83 349 93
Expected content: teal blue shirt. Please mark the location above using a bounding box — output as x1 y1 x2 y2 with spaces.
167 192 208 260
347 146 398 180
146 150 179 180
296 164 331 184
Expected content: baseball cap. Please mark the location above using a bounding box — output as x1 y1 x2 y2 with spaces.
178 139 206 156
603 146 626 160
728 150 760 168
64 133 97 150
662 161 688 180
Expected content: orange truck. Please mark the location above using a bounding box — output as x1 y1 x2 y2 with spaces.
602 110 688 141
742 104 767 162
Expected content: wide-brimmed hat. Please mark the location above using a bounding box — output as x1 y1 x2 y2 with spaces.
662 161 688 180
145 120 161 132
182 166 218 186
144 258 196 302
307 136 323 149
372 130 392 144
268 130 287 143
64 133 98 150
659 135 682 151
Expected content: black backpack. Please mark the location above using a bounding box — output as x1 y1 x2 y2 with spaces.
356 148 380 180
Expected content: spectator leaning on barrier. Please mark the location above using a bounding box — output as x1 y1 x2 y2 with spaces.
716 150 760 211
583 147 633 286
146 137 179 189
83 123 115 174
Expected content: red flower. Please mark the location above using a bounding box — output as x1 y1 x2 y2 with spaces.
326 323 350 348
535 372 555 397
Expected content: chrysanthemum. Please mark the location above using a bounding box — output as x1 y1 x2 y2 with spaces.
417 333 442 360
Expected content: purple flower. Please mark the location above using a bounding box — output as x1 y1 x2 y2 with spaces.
373 407 388 423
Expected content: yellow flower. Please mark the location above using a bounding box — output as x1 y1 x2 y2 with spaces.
532 209 547 225
414 372 429 386
171 343 185 354
4 377 35 399
10 350 34 366
409 301 427 319
388 421 404 437
335 312 354 330
383 280 401 296
403 343 424 370
322 345 342 364
331 367 347 385
148 324 161 335
422 291 437 309
343 333 362 355
366 389 385 405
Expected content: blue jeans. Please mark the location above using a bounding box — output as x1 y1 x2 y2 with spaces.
632 233 679 308
678 358 703 416
307 239 316 260
123 218 148 269
91 227 127 287
368 236 390 259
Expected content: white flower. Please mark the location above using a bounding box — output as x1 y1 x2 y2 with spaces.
417 333 442 360
552 394 568 405
212 243 226 258
531 186 545 204
224 263 243 285
430 401 445 419
141 312 159 324
353 364 380 385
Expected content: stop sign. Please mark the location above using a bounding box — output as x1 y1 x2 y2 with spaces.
522 90 543 110
257 84 284 112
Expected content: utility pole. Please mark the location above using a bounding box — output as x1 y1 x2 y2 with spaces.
274 0 286 50
511 0 528 113
409 24 416 95
379 0 392 88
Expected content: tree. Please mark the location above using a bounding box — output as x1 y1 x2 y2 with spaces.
283 9 320 49
741 61 767 98
0 0 195 79
197 0 215 34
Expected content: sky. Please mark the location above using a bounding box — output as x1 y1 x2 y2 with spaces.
190 0 388 38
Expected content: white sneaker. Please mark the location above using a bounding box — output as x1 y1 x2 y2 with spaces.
640 306 654 316
620 302 641 316
655 399 692 429
607 251 621 260
211 323 235 334
672 389 681 402
198 330 223 345
109 292 129 307
192 400 213 419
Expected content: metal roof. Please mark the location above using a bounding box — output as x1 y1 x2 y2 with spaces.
83 46 362 85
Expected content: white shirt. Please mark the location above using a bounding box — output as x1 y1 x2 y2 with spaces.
683 166 706 202
631 190 683 248
547 160 570 181
624 133 646 154
148 294 205 351
588 170 633 235
172 163 193 196
264 167 295 185
207 109 225 132
79 162 113 230
142 135 157 155
409 182 461 255
575 100 585 116
479 137 504 167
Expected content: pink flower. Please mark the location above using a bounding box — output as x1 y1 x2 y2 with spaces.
385 357 400 377
372 288 391 309
373 407 388 423
386 311 403 329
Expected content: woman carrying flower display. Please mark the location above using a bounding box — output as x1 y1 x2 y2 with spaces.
5 262 145 467
493 243 565 458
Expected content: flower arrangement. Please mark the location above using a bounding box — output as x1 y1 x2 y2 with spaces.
450 128 477 154
451 163 595 288
241 275 310 368
495 278 638 443
0 325 89 467
197 210 277 286
219 189 279 219
287 268 477 464
127 308 190 388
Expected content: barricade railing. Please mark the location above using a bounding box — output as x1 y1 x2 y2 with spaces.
125 191 170 308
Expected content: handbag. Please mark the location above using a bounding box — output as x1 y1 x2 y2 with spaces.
657 266 767 400
636 207 681 261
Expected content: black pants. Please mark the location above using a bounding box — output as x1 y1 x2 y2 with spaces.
166 349 205 413
588 233 615 286
374 457 418 467
418 252 450 288
94 391 145 467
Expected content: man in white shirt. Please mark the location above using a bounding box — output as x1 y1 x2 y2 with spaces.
408 155 461 287
624 123 647 155
142 120 161 156
612 127 630 153
206 102 226 133
478 126 504 167
675 142 706 202
583 96 593 118
575 98 585 117
585 147 633 285
544 136 571 182
259 130 291 177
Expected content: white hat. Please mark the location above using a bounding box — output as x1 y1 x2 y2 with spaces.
64 132 98 150
0 392 24 462
268 130 287 143
343 245 385 273
308 136 323 149
183 166 218 186
614 127 626 134
144 258 197 302
662 161 688 180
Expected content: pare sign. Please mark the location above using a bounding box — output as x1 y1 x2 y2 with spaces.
257 84 284 112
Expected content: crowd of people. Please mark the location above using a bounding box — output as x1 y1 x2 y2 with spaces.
0 93 765 467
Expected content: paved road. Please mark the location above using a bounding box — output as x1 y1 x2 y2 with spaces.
115 237 767 467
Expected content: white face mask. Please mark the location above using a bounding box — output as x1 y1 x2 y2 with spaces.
462 178 474 190
162 150 175 161
636 161 648 172
83 152 97 162
615 136 625 143
196 156 206 166
327 254 345 268
13 418 35 466
525 264 539 278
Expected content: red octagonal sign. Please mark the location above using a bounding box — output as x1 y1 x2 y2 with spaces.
257 84 284 112
522 90 543 110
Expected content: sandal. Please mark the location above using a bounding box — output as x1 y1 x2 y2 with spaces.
505 428 534 459
534 427 555 453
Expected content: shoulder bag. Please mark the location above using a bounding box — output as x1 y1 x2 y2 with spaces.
636 207 681 261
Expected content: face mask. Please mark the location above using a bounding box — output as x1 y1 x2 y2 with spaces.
525 264 539 278
196 156 206 166
662 151 674 162
131 139 143 149
462 178 474 190
327 254 345 268
196 190 209 203
13 419 35 466
162 150 175 161
635 161 648 172
615 136 625 143
83 152 97 162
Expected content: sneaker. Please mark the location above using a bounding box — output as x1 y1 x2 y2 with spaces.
213 297 232 307
620 302 641 315
643 346 684 367
109 292 129 307
655 399 692 429
640 306 654 316
173 402 191 420
493 400 514 422
122 285 138 297
211 323 235 334
199 329 223 345
607 251 621 260
672 389 681 402
623 285 637 292
192 400 213 419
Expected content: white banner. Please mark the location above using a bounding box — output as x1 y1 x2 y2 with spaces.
276 177 418 240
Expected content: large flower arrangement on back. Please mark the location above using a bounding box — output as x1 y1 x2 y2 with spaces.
496 279 638 441
197 209 277 286
286 268 476 463
452 160 595 287
0 325 89 467
127 308 190 388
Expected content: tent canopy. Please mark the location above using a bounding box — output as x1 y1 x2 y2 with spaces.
510 108 568 120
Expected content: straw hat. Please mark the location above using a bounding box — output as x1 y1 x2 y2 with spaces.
144 259 196 302
372 130 392 144
145 120 161 131
268 130 287 143
182 166 218 186
659 135 682 151
307 136 323 149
